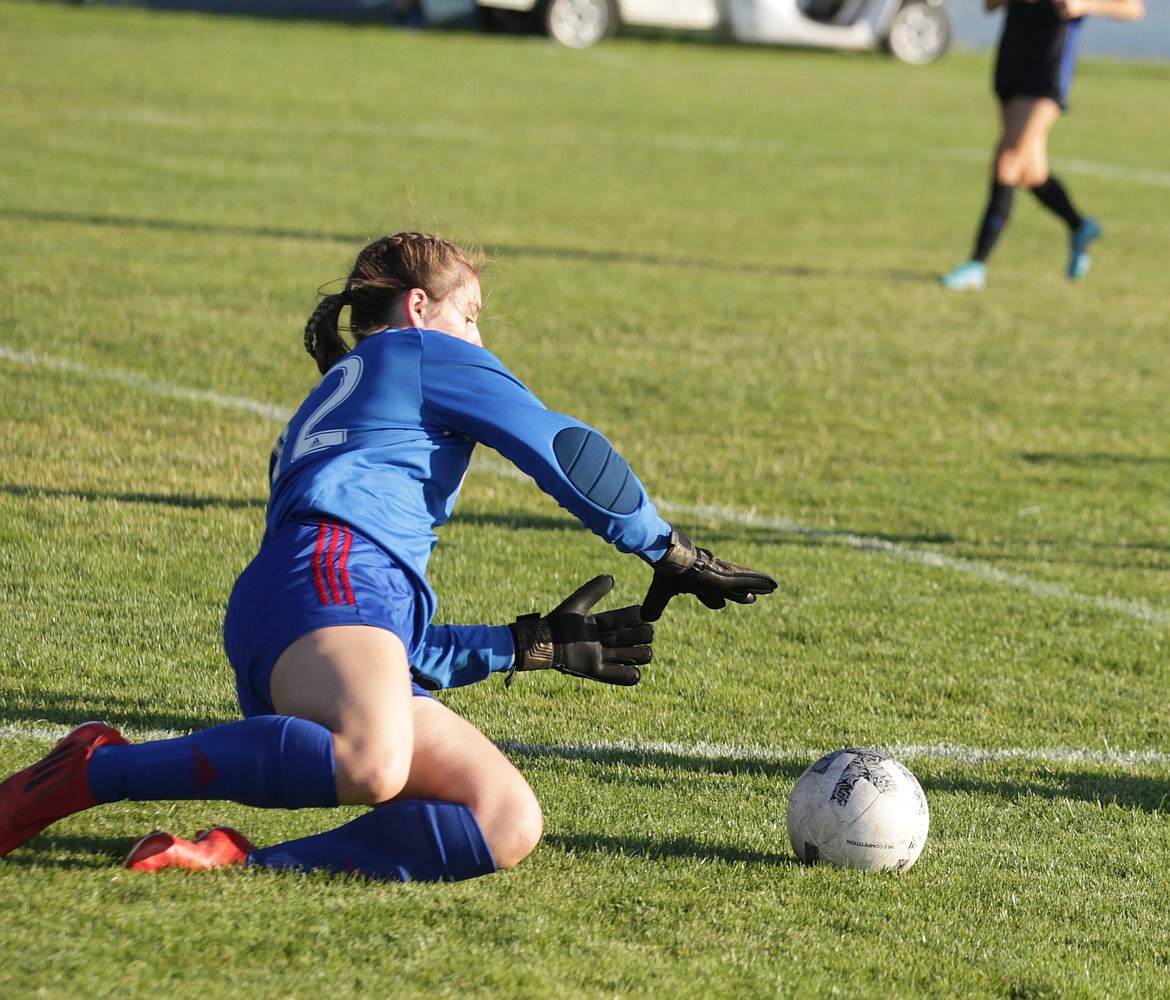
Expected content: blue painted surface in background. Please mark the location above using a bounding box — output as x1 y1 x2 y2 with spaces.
948 2 1167 60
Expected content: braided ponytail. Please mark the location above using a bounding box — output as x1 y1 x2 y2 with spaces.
303 292 350 375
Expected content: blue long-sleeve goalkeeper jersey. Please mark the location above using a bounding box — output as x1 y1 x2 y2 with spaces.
264 327 672 689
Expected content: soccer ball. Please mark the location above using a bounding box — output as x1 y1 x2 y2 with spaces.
786 747 929 873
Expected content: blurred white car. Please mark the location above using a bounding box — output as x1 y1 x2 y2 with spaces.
472 0 951 64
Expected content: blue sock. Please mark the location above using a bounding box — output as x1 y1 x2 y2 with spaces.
250 800 497 882
86 716 338 809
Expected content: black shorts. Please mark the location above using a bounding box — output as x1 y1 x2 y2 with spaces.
994 3 1084 111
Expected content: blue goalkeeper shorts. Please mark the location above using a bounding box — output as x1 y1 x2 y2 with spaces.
223 518 434 718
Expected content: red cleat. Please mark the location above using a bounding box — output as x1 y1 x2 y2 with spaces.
0 722 128 856
125 826 256 872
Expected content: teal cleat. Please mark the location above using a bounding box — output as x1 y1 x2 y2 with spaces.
1067 217 1101 279
940 260 987 291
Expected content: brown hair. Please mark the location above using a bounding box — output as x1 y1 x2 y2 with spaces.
303 232 482 375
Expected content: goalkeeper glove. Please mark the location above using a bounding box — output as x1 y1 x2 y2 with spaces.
507 574 652 687
641 530 777 622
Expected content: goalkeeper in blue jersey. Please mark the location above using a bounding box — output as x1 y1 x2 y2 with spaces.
0 232 776 882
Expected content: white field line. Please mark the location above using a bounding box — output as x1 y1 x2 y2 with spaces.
0 346 290 422
2 344 1166 628
499 738 1170 770
69 106 1170 189
1057 157 1170 188
1 722 1168 770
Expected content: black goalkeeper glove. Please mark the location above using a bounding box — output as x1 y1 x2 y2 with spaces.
641 530 777 622
507 574 653 687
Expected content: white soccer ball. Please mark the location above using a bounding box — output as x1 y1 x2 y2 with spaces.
786 747 929 873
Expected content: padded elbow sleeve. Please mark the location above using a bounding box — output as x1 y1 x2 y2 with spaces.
552 427 642 515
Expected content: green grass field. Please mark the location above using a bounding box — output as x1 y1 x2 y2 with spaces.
2 1 1169 996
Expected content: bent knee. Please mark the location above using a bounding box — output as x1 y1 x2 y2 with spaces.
995 151 1047 188
480 785 544 870
994 154 1024 187
1020 167 1049 189
335 746 412 806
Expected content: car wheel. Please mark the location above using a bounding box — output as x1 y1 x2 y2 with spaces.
544 0 619 48
885 1 950 65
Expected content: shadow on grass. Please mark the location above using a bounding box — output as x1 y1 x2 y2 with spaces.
8 830 793 874
502 739 806 781
926 768 1170 815
0 207 935 283
510 741 1170 816
661 513 1170 574
0 689 234 738
0 483 264 511
8 484 1164 570
543 831 794 869
5 482 951 557
2 833 135 871
1021 452 1170 467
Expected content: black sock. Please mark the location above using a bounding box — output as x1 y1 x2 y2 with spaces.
1030 174 1083 230
972 181 1016 263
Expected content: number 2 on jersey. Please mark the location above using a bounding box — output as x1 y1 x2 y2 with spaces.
271 355 364 481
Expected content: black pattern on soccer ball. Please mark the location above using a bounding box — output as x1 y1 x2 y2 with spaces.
809 748 847 775
829 748 898 806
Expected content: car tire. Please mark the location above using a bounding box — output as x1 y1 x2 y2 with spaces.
885 0 950 65
544 0 619 48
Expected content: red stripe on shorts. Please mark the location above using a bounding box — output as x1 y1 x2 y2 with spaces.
324 523 344 605
312 520 357 607
336 526 356 605
312 521 331 604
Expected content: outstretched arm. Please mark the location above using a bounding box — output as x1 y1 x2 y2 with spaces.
1055 0 1144 19
420 335 776 624
421 336 673 561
